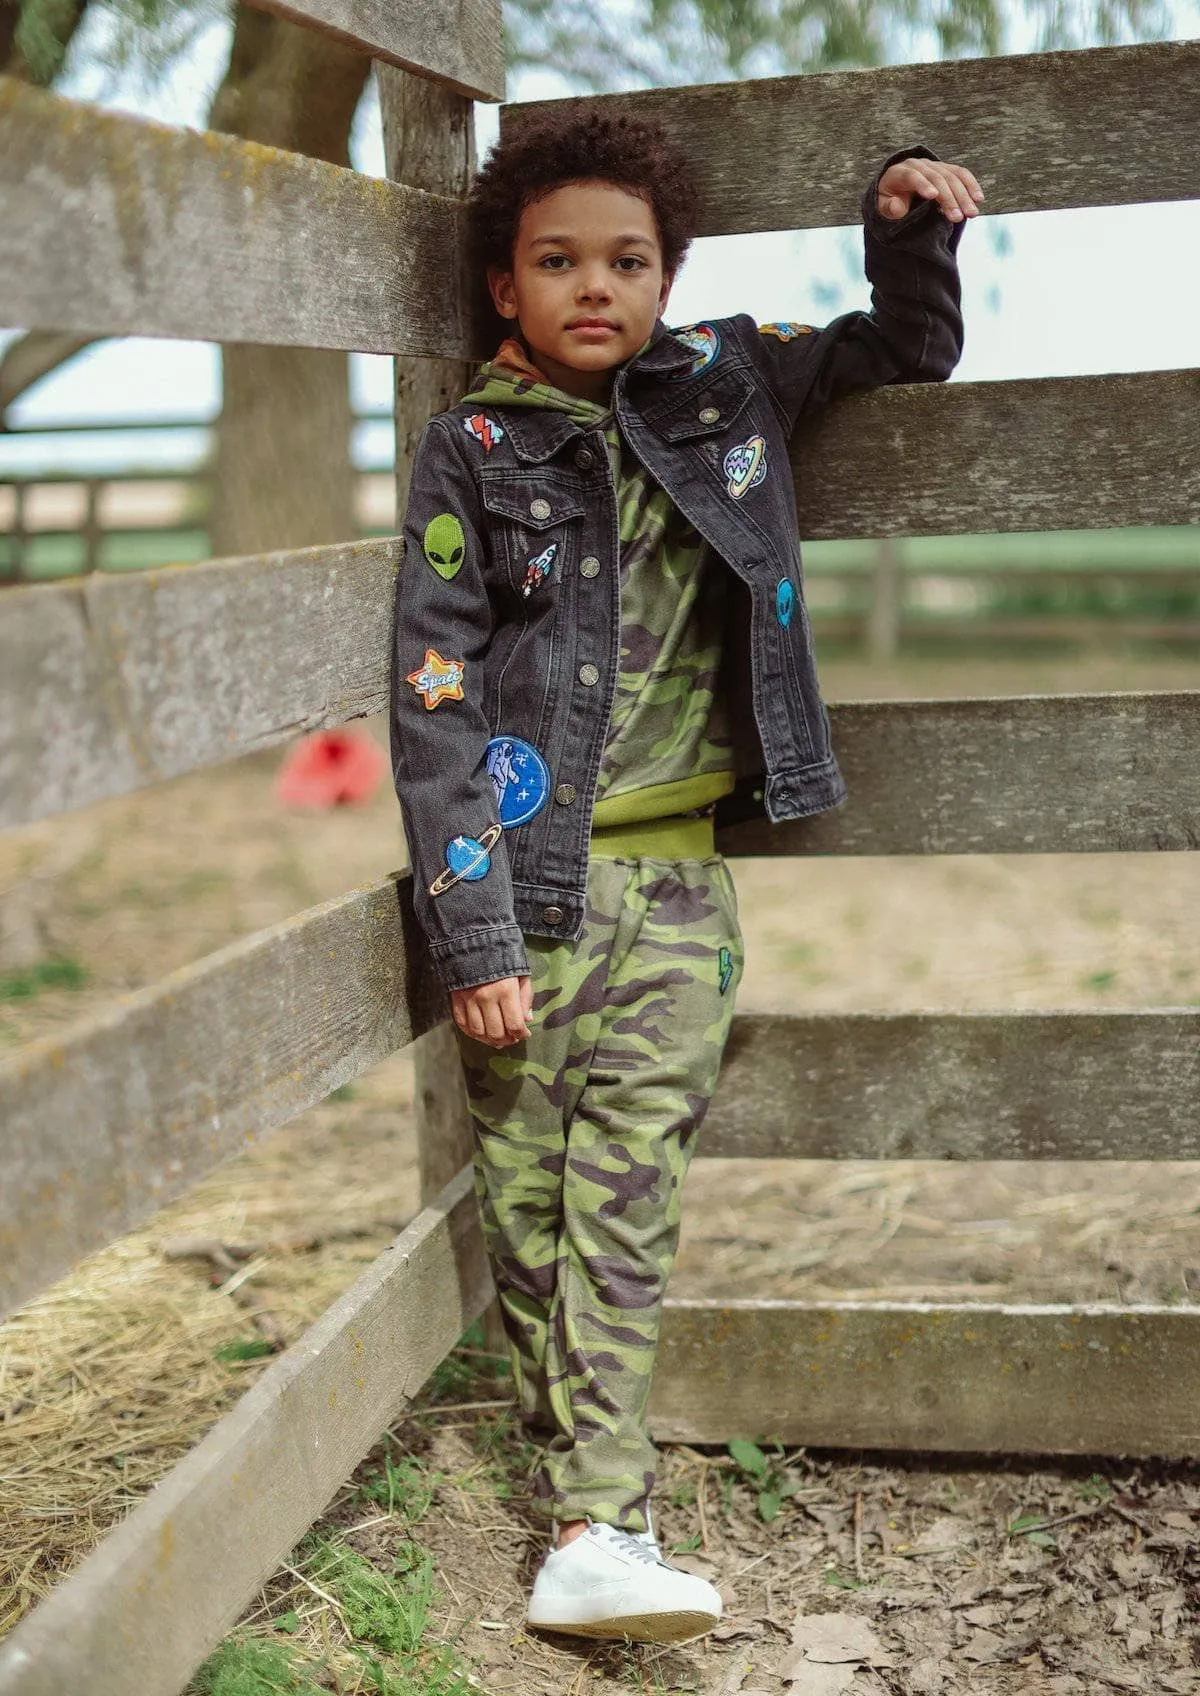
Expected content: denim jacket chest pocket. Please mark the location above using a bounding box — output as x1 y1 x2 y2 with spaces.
639 367 756 445
479 470 589 605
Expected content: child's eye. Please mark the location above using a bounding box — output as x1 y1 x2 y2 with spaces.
615 256 648 272
538 254 571 271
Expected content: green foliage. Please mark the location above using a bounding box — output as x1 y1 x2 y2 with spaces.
505 0 1169 92
307 1538 433 1659
17 0 227 90
192 1638 319 1696
0 955 87 1002
727 1439 803 1522
355 1449 442 1523
214 1337 276 1365
1008 1512 1058 1549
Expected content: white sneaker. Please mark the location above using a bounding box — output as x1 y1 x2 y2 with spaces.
526 1521 722 1643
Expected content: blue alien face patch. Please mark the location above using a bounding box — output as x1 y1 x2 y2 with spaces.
485 736 550 827
776 579 795 628
428 822 503 897
723 435 768 500
668 322 721 378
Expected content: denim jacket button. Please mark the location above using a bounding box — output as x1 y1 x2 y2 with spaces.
578 663 600 686
574 448 596 470
530 497 551 520
580 555 601 577
542 905 564 925
554 782 577 805
699 406 720 424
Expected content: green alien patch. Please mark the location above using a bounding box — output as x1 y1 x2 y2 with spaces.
423 513 466 580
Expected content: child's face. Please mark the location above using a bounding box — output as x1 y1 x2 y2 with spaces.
487 180 672 400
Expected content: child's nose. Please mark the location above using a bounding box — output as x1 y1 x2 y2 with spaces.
576 265 613 300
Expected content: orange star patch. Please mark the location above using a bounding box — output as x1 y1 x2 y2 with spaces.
407 648 465 710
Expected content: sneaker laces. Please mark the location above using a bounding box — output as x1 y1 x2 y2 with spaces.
606 1526 664 1565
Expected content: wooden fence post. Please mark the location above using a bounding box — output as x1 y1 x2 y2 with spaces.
866 535 901 658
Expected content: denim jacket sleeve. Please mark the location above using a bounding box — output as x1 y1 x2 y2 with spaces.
748 145 966 429
389 414 531 994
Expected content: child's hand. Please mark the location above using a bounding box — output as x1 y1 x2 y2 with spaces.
451 975 533 1049
877 158 984 223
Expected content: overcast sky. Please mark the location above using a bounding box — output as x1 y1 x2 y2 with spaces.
2 7 1198 474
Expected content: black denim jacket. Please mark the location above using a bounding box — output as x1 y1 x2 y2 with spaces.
390 148 965 992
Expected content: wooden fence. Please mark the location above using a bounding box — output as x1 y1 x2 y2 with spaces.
0 17 1198 1695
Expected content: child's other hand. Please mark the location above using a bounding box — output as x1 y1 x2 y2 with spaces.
451 975 533 1048
877 158 984 223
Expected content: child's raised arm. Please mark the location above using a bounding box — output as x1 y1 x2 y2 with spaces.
749 145 980 427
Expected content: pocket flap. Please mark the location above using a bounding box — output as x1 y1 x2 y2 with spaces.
643 370 755 442
480 474 588 529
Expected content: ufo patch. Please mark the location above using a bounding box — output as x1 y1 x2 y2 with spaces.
486 735 550 827
723 435 767 500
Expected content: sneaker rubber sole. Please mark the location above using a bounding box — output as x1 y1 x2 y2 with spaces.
527 1608 719 1644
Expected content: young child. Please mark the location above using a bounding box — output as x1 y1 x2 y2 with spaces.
390 109 979 1642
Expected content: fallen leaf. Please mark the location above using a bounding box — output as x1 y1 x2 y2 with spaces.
789 1612 889 1664
779 1663 856 1696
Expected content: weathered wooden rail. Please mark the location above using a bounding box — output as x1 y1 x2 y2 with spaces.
1 18 1198 1695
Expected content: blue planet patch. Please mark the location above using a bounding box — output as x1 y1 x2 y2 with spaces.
427 821 504 897
776 579 795 628
486 735 551 827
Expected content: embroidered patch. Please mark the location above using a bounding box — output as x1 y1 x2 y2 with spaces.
760 321 814 341
406 648 465 710
776 579 795 628
723 435 768 500
423 513 466 580
521 542 558 598
718 945 734 995
486 735 550 827
428 823 504 897
463 412 505 453
667 322 721 378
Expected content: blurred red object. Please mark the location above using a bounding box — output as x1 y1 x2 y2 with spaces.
275 728 387 809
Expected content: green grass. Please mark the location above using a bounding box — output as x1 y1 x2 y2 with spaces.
192 1639 322 1695
214 1338 277 1366
0 955 88 1002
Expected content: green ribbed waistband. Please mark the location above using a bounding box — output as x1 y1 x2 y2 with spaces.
589 812 716 860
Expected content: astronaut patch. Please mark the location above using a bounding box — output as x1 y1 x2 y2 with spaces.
723 435 767 500
668 322 721 377
486 735 550 827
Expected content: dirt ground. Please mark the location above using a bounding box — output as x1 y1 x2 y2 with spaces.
2 647 1199 1690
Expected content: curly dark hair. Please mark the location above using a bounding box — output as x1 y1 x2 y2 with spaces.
467 108 699 277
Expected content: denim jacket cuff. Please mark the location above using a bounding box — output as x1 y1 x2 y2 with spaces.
429 923 531 994
863 144 942 242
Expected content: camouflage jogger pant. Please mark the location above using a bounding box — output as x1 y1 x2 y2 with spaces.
453 849 743 1530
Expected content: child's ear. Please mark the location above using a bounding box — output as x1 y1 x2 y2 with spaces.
658 271 674 315
487 266 519 320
